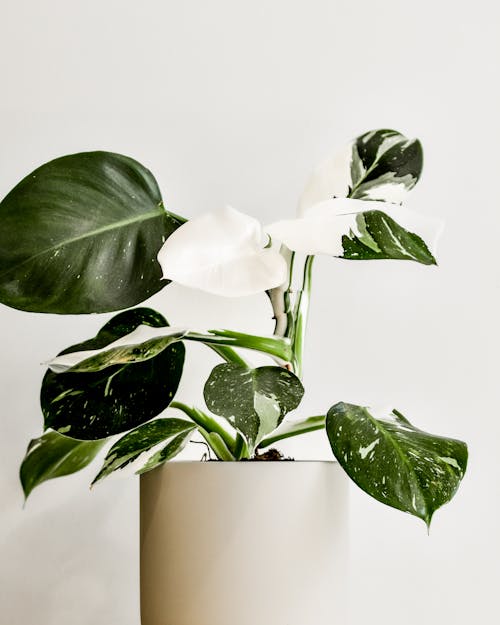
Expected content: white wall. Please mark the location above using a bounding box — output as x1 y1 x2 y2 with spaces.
1 1 498 623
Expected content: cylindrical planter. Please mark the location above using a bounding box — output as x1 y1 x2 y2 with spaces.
140 461 349 625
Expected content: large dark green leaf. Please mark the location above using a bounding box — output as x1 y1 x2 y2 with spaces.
92 417 194 484
0 151 183 314
349 129 423 201
326 402 468 526
20 430 106 499
341 210 436 265
42 308 185 440
204 364 304 448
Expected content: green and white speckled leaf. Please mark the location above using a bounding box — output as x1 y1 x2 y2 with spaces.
48 327 292 373
92 418 194 483
136 429 195 475
204 364 304 448
298 129 423 213
349 129 423 202
326 403 468 526
0 151 183 314
48 325 189 373
341 210 437 264
42 308 185 440
20 430 106 498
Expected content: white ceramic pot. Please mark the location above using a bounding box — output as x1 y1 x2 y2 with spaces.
140 461 349 625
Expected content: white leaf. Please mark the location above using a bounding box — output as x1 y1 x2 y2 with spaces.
157 206 287 296
267 198 444 257
267 201 354 256
298 142 353 215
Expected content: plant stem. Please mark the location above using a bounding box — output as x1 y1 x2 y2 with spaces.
196 330 292 364
234 432 251 459
170 401 237 453
291 255 315 378
268 249 296 339
258 415 325 449
198 428 235 461
207 344 249 368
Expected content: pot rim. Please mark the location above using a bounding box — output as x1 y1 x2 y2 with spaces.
169 458 338 464
143 459 340 468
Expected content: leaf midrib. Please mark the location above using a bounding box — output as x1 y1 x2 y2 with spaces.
0 208 164 280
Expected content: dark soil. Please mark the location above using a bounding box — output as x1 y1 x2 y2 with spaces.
243 448 294 461
204 446 294 461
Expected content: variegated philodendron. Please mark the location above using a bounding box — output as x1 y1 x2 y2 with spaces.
0 128 467 526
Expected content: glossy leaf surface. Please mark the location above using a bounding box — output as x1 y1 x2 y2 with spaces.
42 308 185 440
326 402 468 526
0 151 182 313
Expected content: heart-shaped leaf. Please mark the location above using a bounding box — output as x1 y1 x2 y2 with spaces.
326 402 468 526
20 430 106 499
204 364 304 448
0 151 182 314
42 308 185 440
92 417 194 484
136 429 195 475
349 129 423 202
341 210 437 265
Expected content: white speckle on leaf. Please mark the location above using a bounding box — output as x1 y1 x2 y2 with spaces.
359 438 380 460
440 456 461 470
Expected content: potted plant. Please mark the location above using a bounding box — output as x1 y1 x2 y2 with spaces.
0 128 467 625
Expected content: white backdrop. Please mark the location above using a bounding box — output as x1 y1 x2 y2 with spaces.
1 1 499 624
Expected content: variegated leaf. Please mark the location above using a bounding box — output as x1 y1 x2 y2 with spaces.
48 325 189 373
204 364 304 448
137 429 195 474
48 327 292 374
326 403 468 526
298 129 423 213
341 209 437 265
349 129 423 202
92 418 195 484
42 308 185 440
269 198 442 263
20 430 106 498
